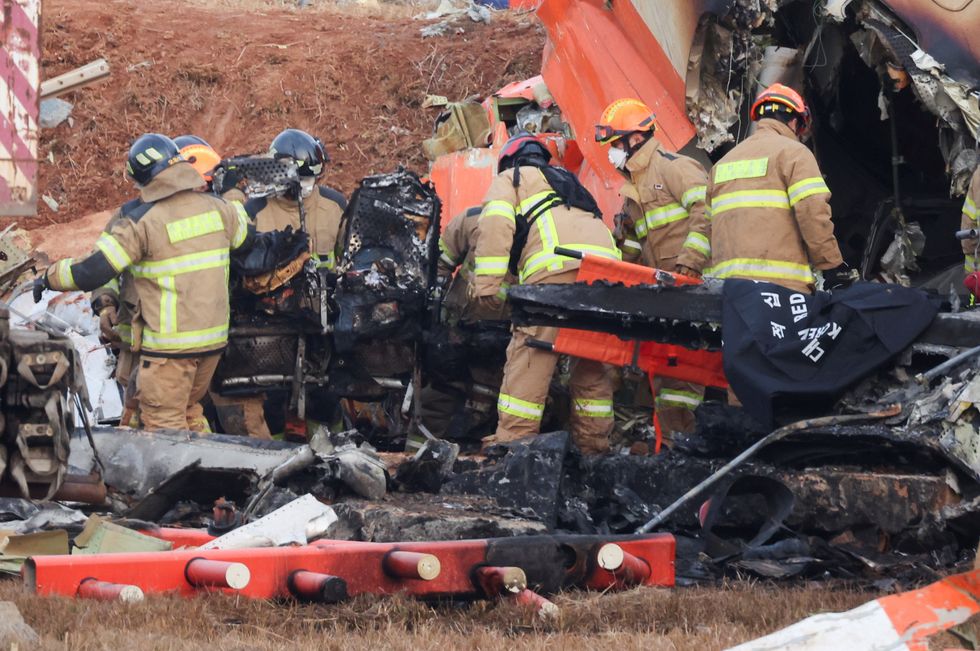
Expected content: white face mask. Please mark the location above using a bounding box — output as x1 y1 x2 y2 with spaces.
299 177 316 199
608 146 629 170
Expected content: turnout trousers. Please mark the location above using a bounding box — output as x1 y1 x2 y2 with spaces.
136 354 221 432
488 324 614 454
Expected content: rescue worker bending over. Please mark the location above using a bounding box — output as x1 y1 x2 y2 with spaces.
960 164 980 273
597 98 710 436
222 129 346 439
36 133 253 432
472 133 621 454
706 83 846 293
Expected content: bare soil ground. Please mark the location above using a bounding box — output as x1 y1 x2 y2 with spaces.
1 580 883 650
31 0 543 227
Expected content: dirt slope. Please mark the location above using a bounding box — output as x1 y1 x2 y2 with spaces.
33 0 543 226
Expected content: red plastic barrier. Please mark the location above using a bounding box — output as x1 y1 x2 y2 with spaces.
25 534 675 601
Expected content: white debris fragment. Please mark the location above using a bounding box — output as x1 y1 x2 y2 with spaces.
39 98 73 129
41 194 59 212
201 494 337 550
823 0 854 21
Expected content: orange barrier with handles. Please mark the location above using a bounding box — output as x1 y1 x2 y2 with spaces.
26 533 675 602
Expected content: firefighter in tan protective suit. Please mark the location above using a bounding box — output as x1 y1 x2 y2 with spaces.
706 84 847 293
215 129 346 439
960 165 980 272
596 98 711 436
472 133 621 454
36 133 253 432
94 135 244 429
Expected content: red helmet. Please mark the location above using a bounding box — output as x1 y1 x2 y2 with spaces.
497 132 551 173
750 83 811 136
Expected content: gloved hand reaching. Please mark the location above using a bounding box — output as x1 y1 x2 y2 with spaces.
99 305 122 345
823 264 858 291
32 276 48 303
675 265 702 280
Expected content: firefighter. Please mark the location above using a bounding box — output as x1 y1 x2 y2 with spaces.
706 83 846 293
960 164 980 273
173 134 247 203
222 129 346 439
89 135 230 429
596 98 711 436
416 207 511 447
246 129 346 270
35 133 253 432
472 133 621 454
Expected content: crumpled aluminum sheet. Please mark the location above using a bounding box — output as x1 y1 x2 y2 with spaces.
69 428 305 499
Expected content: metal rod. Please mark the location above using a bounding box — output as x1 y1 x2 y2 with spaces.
916 343 980 384
221 375 292 388
636 405 902 533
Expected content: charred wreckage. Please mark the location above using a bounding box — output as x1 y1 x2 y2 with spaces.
0 162 978 591
0 0 979 600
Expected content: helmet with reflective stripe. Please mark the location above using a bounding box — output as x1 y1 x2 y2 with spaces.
126 133 182 186
497 132 551 173
269 128 328 178
595 98 656 145
174 135 221 182
750 83 811 134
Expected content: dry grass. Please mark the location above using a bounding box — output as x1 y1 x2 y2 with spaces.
0 580 880 650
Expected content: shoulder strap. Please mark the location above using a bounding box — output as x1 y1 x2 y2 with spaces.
120 199 153 222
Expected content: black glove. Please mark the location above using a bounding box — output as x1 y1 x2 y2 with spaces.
32 276 48 303
213 165 244 196
823 265 856 291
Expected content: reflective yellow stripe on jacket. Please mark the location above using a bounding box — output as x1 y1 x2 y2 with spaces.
657 389 702 411
708 257 815 285
518 192 621 283
787 177 831 206
474 200 517 277
708 190 791 219
131 248 232 352
964 196 978 222
115 323 133 345
313 251 336 270
635 202 688 239
96 234 133 273
438 237 457 268
572 398 613 419
682 232 710 257
142 324 230 351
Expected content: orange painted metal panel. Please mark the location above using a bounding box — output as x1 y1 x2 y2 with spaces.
537 0 697 220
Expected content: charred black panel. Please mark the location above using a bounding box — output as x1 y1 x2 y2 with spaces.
332 169 441 373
